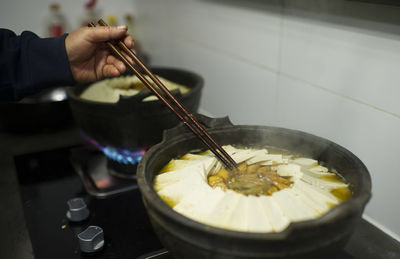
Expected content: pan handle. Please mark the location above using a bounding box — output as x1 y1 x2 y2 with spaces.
161 114 234 141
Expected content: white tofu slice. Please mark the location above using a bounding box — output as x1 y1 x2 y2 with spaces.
277 164 303 179
246 149 269 164
246 196 273 232
211 161 223 175
309 165 329 173
273 188 319 222
222 145 239 155
154 170 190 192
180 153 209 160
301 174 348 191
157 167 209 205
161 158 207 173
291 157 318 167
227 195 249 231
174 187 226 224
155 157 215 191
197 157 218 178
258 154 286 165
296 179 339 205
231 149 256 164
205 190 241 229
155 162 201 191
301 168 333 178
258 196 290 232
260 160 273 166
291 181 329 215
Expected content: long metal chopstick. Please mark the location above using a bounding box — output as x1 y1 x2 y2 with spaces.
88 20 237 170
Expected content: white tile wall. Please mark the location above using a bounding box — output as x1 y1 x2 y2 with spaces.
280 15 400 116
135 0 400 237
173 39 279 126
0 0 135 36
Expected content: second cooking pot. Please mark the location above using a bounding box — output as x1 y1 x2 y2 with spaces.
67 67 203 149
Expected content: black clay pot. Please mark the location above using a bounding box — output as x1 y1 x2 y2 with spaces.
137 114 372 259
66 67 203 149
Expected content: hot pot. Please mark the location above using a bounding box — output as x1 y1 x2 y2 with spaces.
137 115 372 259
66 67 203 149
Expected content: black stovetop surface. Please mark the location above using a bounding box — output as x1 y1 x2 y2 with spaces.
14 146 400 259
15 145 164 259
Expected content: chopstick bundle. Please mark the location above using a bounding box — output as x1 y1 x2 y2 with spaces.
89 19 237 170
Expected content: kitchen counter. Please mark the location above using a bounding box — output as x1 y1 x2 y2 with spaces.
0 127 399 259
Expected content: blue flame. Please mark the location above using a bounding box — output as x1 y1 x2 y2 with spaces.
81 132 146 165
102 146 145 165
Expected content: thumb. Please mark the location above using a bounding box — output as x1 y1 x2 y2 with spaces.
87 25 128 42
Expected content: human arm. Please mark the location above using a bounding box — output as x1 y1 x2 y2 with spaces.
0 29 74 101
0 26 133 102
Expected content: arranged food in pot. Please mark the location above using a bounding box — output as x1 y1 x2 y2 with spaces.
153 145 351 233
79 74 190 103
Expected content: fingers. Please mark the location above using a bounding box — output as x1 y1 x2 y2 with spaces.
106 55 125 73
123 34 134 49
103 54 133 78
103 64 121 78
87 25 128 43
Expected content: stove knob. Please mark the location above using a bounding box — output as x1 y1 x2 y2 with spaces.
66 198 89 222
78 226 104 253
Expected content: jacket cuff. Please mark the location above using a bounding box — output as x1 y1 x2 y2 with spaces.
28 34 75 91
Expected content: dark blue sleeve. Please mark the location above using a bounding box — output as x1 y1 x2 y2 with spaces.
0 29 76 102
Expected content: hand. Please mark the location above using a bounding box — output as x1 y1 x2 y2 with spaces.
65 25 134 83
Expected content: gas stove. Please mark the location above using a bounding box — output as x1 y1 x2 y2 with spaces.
14 145 167 258
14 145 395 259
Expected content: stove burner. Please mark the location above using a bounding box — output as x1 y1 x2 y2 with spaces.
84 136 146 166
107 158 138 180
70 147 139 198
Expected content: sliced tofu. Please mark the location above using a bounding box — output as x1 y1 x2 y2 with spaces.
273 188 319 222
277 164 303 179
222 145 240 156
247 195 273 232
301 168 333 178
291 157 318 168
174 187 226 224
296 179 339 205
160 158 205 173
231 149 257 164
246 149 269 165
155 147 350 234
154 157 215 191
205 190 242 229
211 161 223 175
181 153 208 160
301 174 348 191
198 157 218 178
157 167 209 205
309 165 329 173
291 181 329 215
258 154 286 165
227 195 249 231
258 196 290 232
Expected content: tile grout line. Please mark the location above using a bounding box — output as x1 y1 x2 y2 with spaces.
280 72 400 119
167 31 400 120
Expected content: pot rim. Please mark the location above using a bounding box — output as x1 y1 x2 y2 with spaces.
137 123 372 240
66 66 204 106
